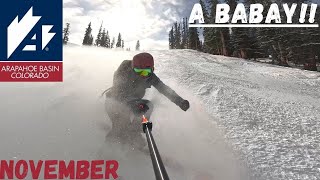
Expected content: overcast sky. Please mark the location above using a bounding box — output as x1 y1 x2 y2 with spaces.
63 0 197 50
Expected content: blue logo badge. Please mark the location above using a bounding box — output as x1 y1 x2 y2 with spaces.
0 0 62 61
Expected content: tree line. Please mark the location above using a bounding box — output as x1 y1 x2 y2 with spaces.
63 22 141 51
169 18 203 51
169 0 320 71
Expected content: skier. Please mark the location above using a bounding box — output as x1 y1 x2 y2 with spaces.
103 52 190 149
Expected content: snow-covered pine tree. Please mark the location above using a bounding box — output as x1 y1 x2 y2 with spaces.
116 33 122 48
82 22 93 46
95 23 103 46
111 37 115 48
100 29 107 47
63 23 70 45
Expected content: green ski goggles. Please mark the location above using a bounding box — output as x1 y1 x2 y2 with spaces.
133 68 153 77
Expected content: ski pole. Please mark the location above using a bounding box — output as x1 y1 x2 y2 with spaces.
142 115 170 180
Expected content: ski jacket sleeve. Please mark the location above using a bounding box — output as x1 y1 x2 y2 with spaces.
105 60 132 100
113 60 131 87
151 74 184 106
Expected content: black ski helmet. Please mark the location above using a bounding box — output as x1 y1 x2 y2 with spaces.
132 53 154 69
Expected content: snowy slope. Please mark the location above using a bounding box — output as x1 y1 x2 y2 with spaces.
153 49 320 180
0 46 319 180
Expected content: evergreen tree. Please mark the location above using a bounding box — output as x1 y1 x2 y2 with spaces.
178 23 182 49
116 33 122 48
221 0 236 56
173 22 181 49
111 37 115 48
89 35 94 46
295 3 320 70
185 17 190 49
206 0 222 55
121 40 124 49
230 0 251 59
136 40 140 51
168 0 319 72
199 0 209 52
95 23 103 46
106 31 110 48
169 26 175 49
188 26 201 50
181 18 187 49
100 29 107 47
63 23 70 45
82 22 93 46
256 0 296 66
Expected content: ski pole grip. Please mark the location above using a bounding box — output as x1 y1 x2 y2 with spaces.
143 122 153 133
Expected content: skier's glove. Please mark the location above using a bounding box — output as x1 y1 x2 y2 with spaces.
179 100 190 111
131 102 149 114
138 103 149 113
